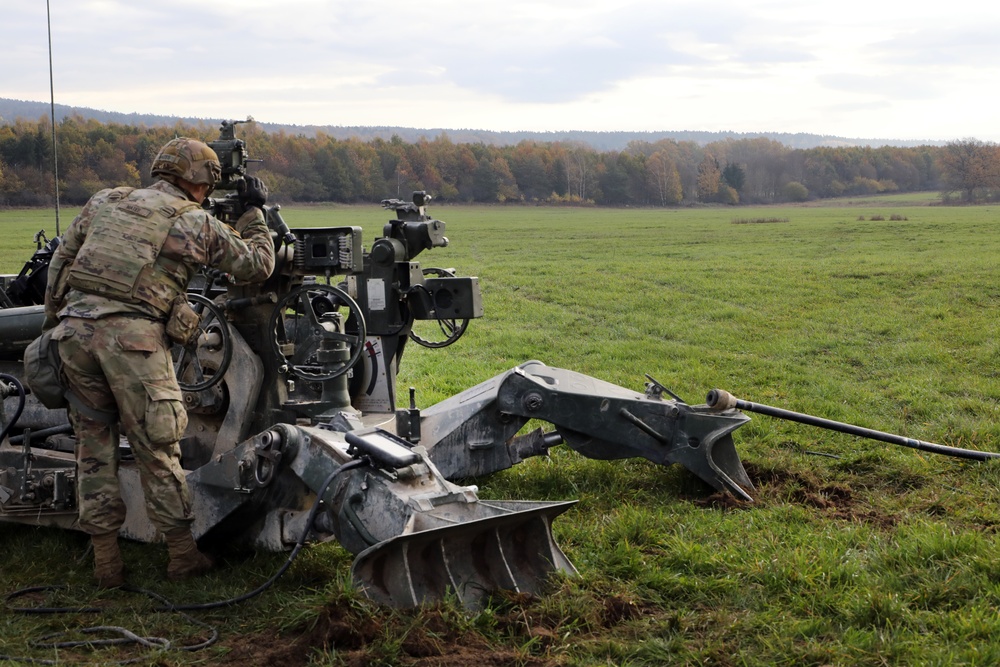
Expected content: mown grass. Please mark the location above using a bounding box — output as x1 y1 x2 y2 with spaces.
4 194 1000 665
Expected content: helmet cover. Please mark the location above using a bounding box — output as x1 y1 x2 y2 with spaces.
150 137 221 187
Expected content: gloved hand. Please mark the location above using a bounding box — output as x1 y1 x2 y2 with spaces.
238 176 268 211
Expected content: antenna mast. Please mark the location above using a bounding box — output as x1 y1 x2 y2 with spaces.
46 0 61 236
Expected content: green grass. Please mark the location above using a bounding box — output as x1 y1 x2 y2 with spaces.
5 194 1000 665
797 190 945 207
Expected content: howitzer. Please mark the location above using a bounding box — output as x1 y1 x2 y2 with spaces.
1 119 761 608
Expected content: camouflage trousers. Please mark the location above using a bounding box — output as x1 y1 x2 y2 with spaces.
53 315 192 535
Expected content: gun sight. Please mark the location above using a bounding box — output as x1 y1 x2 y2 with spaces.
209 117 255 191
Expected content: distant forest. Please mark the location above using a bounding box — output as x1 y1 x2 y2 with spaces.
1 104 998 208
0 97 947 151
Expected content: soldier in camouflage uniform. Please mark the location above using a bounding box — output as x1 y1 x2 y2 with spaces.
43 138 276 588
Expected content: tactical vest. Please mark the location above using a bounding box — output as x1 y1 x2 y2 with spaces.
66 187 202 317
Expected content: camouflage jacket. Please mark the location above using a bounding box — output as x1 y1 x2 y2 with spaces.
44 180 275 326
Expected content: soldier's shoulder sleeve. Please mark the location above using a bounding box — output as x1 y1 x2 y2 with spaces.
159 207 219 265
200 215 275 283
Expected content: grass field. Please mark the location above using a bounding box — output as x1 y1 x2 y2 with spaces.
4 194 1000 665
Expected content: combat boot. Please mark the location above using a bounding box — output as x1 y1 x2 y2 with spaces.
91 531 126 589
164 527 214 581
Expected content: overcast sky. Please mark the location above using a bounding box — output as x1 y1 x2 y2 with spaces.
5 0 1000 142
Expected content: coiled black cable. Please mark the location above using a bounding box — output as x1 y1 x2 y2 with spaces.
3 457 370 663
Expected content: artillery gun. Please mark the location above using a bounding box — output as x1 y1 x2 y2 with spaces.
4 120 989 609
0 125 751 607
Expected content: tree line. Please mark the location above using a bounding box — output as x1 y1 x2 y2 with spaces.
1 115 998 208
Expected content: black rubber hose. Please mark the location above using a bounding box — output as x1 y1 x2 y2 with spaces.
150 457 369 612
0 373 27 443
8 424 74 446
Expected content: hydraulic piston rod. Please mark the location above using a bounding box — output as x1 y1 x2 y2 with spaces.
706 388 1000 462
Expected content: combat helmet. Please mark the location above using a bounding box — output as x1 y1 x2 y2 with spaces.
151 138 222 188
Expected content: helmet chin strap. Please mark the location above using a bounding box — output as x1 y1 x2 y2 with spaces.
173 178 211 204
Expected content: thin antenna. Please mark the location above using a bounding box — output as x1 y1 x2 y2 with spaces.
46 0 61 236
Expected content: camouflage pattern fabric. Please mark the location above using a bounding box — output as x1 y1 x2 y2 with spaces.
45 180 274 326
64 186 200 315
44 179 275 535
55 315 191 533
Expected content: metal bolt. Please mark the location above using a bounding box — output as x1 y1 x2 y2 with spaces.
523 392 544 412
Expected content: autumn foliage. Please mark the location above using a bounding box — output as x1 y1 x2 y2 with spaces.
0 115 995 207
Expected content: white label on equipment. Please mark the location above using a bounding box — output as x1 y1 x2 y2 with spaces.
367 278 387 310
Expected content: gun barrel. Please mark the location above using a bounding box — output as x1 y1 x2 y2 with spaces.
706 388 1000 462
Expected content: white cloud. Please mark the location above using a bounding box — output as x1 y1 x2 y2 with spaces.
3 0 1000 141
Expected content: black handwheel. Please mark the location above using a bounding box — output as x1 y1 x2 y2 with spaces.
269 283 367 381
408 267 470 349
172 293 233 392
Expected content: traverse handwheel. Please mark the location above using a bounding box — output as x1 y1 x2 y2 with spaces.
172 293 233 392
269 284 367 381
